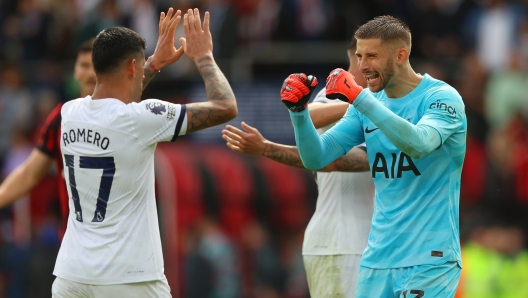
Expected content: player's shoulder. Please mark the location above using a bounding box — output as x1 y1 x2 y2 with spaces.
422 74 463 104
62 96 85 108
61 96 89 114
129 98 175 117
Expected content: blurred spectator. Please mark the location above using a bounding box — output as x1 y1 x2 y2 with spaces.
0 64 34 160
17 0 51 60
485 48 528 129
409 0 473 59
520 19 528 63
199 0 239 63
0 127 33 298
454 52 490 208
455 52 489 142
0 15 24 61
281 230 309 298
274 0 330 41
457 207 528 297
463 0 525 72
487 111 528 204
184 216 241 298
237 0 281 43
241 220 286 298
36 0 77 59
129 0 158 56
75 0 129 48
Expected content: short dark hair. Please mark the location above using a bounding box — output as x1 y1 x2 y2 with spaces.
354 16 411 49
92 27 146 74
77 38 95 55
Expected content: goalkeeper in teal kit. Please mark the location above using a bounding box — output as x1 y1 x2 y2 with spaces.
280 16 466 297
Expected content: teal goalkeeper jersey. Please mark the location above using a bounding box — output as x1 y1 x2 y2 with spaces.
293 74 466 269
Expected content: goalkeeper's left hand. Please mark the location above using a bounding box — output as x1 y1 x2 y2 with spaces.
325 68 363 104
280 73 318 112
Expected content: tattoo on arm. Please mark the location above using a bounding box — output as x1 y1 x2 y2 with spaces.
263 143 306 169
322 148 370 172
142 61 158 91
186 56 236 133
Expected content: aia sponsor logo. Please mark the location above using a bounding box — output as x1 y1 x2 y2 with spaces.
371 152 421 179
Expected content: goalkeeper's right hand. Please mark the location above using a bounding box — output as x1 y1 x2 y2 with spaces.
280 73 318 112
325 68 363 104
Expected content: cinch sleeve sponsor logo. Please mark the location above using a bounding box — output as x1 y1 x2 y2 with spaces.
429 100 456 117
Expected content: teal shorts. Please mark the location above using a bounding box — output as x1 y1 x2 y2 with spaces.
356 262 460 298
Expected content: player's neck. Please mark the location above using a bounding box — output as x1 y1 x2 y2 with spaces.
92 79 132 104
384 66 423 99
80 88 93 98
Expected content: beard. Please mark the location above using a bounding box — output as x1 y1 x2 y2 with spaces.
369 57 395 93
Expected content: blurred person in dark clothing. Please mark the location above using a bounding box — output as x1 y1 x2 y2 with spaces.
184 216 241 298
241 220 286 298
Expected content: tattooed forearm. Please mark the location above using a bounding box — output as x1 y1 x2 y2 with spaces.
321 147 370 172
328 154 370 172
142 61 158 90
186 104 230 133
186 56 237 133
262 142 369 172
197 57 234 102
263 143 306 169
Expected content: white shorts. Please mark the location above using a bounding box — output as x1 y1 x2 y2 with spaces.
303 254 362 298
51 277 171 298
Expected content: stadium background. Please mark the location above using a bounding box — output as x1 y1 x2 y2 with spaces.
1 0 528 297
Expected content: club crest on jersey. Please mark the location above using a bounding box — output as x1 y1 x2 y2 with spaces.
146 102 166 115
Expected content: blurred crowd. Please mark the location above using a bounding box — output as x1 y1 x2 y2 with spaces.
1 0 528 297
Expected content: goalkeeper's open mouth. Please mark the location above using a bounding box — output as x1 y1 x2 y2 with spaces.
364 73 380 86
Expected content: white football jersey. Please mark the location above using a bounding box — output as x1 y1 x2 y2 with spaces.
54 96 187 285
302 89 375 255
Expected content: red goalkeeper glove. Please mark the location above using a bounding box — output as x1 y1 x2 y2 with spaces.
325 68 363 104
280 73 318 112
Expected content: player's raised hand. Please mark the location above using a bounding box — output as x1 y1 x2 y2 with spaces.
280 73 318 112
150 8 184 70
180 8 212 62
325 68 363 104
222 122 268 156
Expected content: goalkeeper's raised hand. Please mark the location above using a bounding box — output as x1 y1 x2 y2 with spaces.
280 73 318 112
325 68 363 104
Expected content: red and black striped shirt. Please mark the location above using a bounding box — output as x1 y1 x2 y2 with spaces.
36 103 68 238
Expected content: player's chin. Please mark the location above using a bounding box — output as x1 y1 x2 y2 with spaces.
367 85 383 93
367 80 386 93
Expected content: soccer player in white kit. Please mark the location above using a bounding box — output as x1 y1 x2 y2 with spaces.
52 8 238 297
222 39 375 297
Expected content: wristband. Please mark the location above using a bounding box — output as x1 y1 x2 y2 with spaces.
148 56 161 73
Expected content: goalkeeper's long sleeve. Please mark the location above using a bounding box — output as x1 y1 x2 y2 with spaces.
289 109 346 170
353 90 441 159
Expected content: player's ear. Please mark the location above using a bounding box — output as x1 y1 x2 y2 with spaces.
126 59 137 78
396 47 409 65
